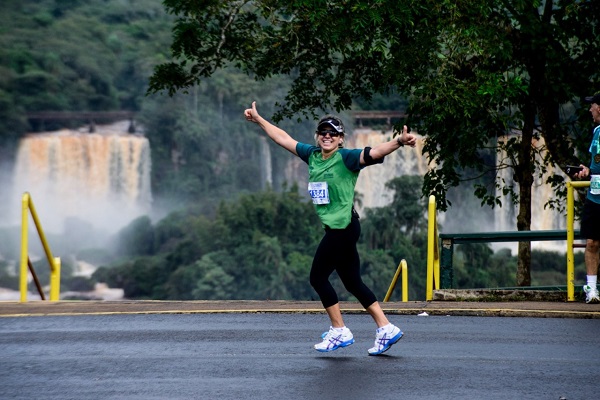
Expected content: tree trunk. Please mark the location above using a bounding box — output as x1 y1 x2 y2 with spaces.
515 103 535 287
516 198 532 286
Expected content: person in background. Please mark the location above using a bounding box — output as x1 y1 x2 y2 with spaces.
244 101 417 355
573 93 600 304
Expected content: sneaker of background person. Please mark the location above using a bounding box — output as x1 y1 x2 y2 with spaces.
368 324 404 356
314 326 354 352
583 285 600 304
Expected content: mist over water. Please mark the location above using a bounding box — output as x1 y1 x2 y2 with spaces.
4 121 152 236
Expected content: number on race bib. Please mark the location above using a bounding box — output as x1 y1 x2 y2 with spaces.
308 182 330 205
591 175 600 195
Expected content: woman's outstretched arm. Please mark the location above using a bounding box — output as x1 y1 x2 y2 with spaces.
245 101 298 155
361 125 417 164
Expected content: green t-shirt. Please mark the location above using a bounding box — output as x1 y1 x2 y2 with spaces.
296 143 364 229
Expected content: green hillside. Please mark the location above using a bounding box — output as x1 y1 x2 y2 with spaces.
0 0 170 131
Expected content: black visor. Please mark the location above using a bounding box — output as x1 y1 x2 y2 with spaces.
318 119 344 133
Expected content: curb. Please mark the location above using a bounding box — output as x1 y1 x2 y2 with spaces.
1 300 599 319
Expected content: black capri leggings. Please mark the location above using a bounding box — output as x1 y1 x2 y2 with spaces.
309 216 378 309
581 198 600 240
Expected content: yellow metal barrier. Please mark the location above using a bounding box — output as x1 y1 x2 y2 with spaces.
566 181 589 302
20 192 61 302
384 259 408 302
426 195 440 301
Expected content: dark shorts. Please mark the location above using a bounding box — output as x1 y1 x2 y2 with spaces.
580 198 600 240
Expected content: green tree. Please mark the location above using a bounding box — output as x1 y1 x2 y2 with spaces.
149 0 600 287
283 251 316 300
0 0 172 145
114 216 155 257
453 245 516 289
358 249 397 300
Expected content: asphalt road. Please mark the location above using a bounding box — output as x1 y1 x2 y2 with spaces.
1 313 599 400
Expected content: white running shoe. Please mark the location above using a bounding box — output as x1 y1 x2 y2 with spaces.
368 324 404 356
584 285 600 304
314 326 354 352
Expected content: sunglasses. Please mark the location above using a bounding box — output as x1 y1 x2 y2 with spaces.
317 130 341 137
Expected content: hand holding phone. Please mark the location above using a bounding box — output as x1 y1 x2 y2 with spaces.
565 165 584 176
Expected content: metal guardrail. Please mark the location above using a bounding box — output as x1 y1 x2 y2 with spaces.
438 230 583 296
426 195 441 301
350 111 407 128
25 111 137 133
436 180 589 302
386 194 440 302
20 192 61 302
25 111 136 120
383 259 408 302
566 181 590 301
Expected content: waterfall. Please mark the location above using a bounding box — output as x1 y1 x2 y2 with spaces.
9 121 152 233
259 136 273 189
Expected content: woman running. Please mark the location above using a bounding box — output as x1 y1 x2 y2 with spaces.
244 101 417 355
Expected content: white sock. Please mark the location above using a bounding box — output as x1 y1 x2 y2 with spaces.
332 326 347 332
377 323 393 333
587 275 597 287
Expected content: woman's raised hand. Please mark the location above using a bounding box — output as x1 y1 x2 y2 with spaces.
244 101 260 123
400 125 417 147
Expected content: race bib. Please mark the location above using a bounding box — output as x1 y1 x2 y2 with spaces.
308 181 330 204
591 175 600 195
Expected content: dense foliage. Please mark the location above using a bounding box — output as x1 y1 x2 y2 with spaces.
0 1 589 300
0 0 170 136
149 0 600 286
